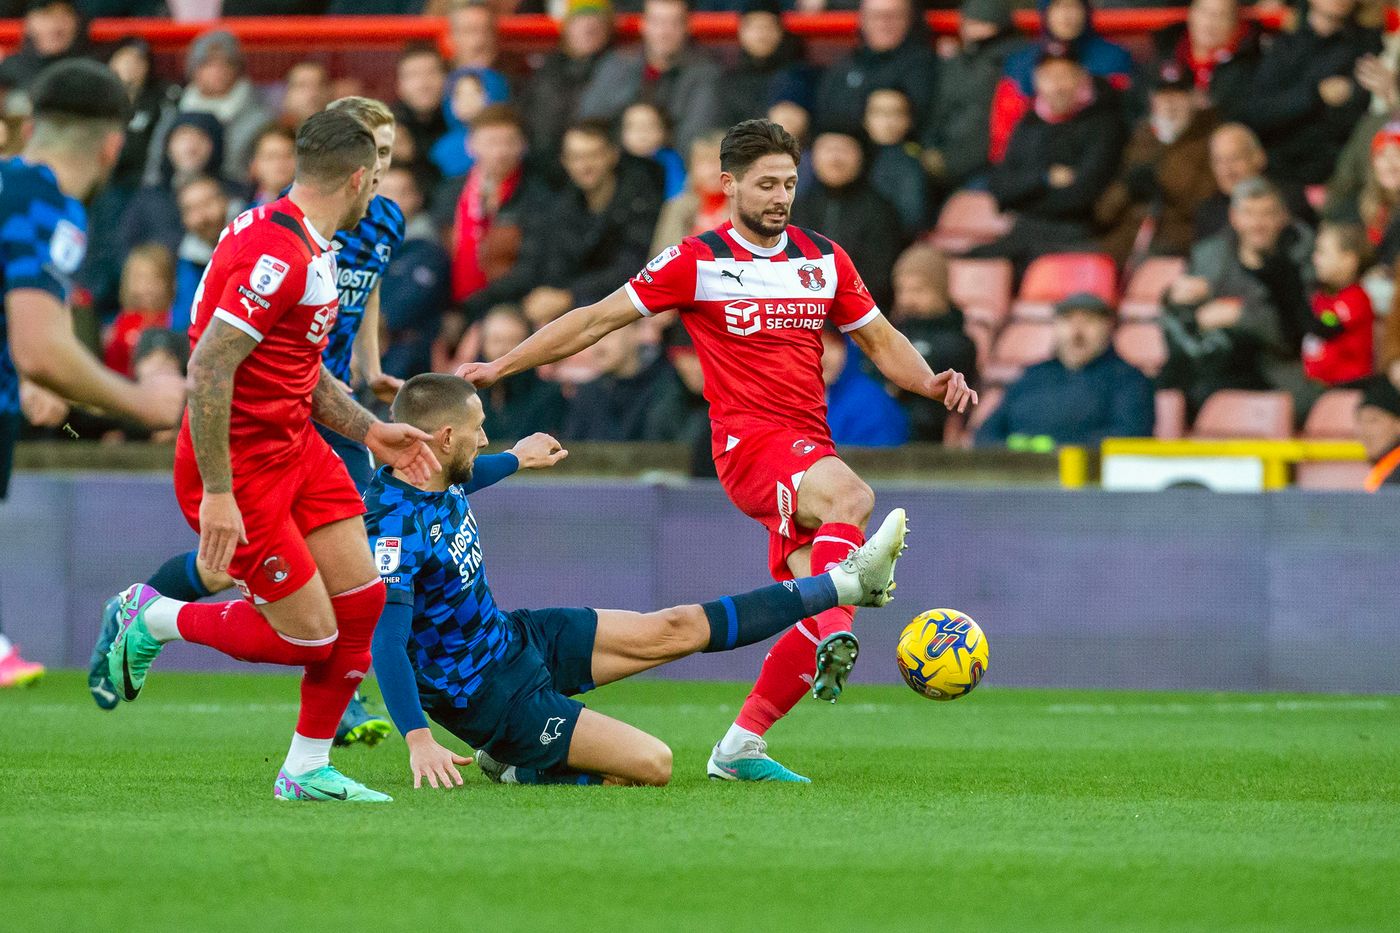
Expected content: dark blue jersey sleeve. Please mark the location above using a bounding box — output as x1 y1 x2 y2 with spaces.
461 452 519 494
369 601 430 735
0 172 85 301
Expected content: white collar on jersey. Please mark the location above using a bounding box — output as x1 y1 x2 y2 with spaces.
301 215 332 250
728 225 788 258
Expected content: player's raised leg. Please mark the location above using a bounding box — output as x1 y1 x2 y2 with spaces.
713 456 878 781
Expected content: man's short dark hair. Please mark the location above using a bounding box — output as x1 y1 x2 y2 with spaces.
397 40 445 71
564 117 615 147
29 59 129 125
391 373 479 432
720 119 801 178
295 109 376 188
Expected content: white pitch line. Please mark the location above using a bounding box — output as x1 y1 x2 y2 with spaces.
16 702 302 714
1043 699 1393 715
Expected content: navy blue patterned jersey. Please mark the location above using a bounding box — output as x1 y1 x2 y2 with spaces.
363 465 513 706
324 193 404 382
0 157 86 418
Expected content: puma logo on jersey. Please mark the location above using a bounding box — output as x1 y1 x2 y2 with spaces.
720 268 745 288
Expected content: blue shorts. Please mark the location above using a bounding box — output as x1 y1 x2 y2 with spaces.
420 606 598 772
314 422 373 493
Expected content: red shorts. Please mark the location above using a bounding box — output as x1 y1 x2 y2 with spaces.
711 421 840 581
173 425 366 604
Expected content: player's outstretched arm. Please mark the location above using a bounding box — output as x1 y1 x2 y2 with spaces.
456 287 641 388
188 318 259 572
461 434 568 494
310 365 441 484
850 313 979 414
6 289 184 429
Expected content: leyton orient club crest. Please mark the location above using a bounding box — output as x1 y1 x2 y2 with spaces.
797 263 825 291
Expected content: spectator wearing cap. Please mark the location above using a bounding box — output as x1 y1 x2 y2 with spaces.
1150 0 1261 122
1160 177 1317 415
578 0 722 155
720 0 815 128
1357 376 1400 489
0 1 91 90
976 293 1153 449
168 29 272 183
813 0 938 137
821 330 910 447
989 0 1135 164
1241 0 1381 186
976 52 1126 272
792 131 905 309
1195 123 1315 241
863 87 931 237
1096 63 1220 264
890 244 978 443
922 0 1025 195
376 165 452 380
519 0 615 166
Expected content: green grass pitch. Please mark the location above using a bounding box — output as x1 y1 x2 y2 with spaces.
2 672 1397 933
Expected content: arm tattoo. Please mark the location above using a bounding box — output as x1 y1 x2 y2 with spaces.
311 365 375 442
187 319 258 495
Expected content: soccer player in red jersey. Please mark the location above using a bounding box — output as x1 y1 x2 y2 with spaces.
104 110 440 802
459 119 976 782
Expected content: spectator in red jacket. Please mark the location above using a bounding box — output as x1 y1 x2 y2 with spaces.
1304 222 1374 385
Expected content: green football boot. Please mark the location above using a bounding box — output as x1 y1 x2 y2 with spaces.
106 584 167 702
273 765 393 803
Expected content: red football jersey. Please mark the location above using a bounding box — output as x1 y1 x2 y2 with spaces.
624 222 879 440
183 196 340 465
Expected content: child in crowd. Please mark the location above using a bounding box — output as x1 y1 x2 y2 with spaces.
104 244 176 377
620 101 686 200
431 68 507 178
1305 222 1375 386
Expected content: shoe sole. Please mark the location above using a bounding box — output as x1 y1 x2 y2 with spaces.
336 719 393 748
90 599 121 710
812 632 860 703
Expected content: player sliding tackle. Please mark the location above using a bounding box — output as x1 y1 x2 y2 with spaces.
459 119 976 782
365 374 907 788
104 111 439 803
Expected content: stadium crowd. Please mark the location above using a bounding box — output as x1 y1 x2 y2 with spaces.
8 0 1400 464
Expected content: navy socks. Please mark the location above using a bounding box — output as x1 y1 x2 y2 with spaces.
701 576 839 653
146 551 213 602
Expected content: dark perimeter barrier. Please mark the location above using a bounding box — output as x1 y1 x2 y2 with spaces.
2 473 1396 693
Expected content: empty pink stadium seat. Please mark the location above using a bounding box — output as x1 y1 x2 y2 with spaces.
1301 389 1362 440
1114 322 1167 376
1191 390 1294 439
983 321 1055 384
1295 461 1369 491
1018 252 1119 305
949 257 1013 327
1123 256 1185 304
929 191 1012 254
1154 389 1187 440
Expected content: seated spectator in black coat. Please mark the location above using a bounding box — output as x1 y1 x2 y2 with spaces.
814 0 938 136
1151 0 1261 123
477 306 567 443
890 244 979 442
720 0 814 127
519 0 614 168
923 0 1025 194
377 166 452 380
391 43 449 178
562 324 686 441
119 111 227 259
0 0 91 89
863 87 931 237
1196 122 1315 241
472 120 663 328
977 52 1126 272
1241 0 1381 186
976 293 1154 449
791 131 904 309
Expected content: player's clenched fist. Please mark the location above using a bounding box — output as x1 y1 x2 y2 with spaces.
406 728 472 789
454 360 501 389
925 369 978 413
366 421 441 485
510 432 568 470
198 491 248 574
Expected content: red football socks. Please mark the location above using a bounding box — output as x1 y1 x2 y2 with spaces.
295 579 386 740
733 522 866 735
177 599 336 666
